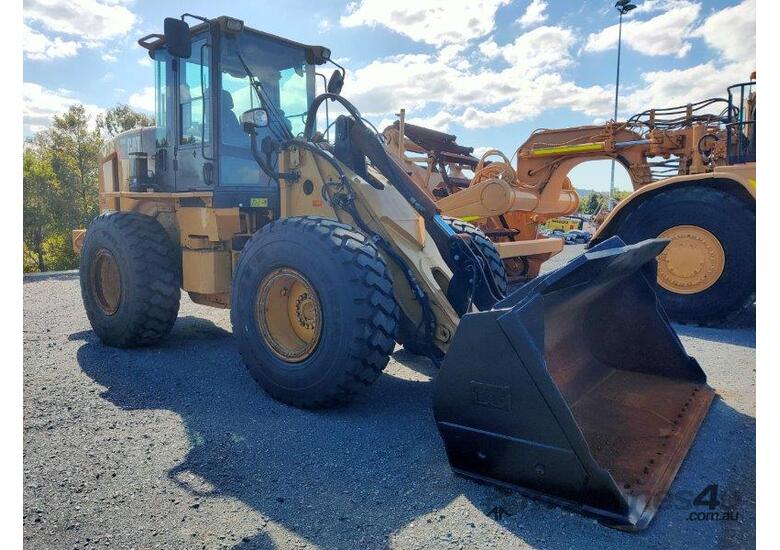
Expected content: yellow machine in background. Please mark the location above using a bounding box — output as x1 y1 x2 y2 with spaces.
543 79 755 325
545 216 584 232
388 76 755 324
383 114 568 285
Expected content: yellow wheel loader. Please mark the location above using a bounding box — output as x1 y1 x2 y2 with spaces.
73 14 714 530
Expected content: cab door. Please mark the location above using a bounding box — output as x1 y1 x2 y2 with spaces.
151 48 175 191
174 35 215 190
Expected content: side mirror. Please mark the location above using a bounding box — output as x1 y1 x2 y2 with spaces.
164 18 191 58
327 69 344 95
241 108 269 132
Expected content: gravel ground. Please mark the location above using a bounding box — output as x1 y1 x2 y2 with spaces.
23 244 755 549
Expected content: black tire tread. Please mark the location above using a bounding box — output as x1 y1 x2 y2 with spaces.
615 185 755 326
80 211 180 347
234 216 399 408
441 215 508 295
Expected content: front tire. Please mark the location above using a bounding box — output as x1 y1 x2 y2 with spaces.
231 216 399 408
79 211 181 347
400 216 507 358
611 186 755 325
443 216 508 295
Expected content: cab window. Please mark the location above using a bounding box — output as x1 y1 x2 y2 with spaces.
180 38 210 144
278 67 308 136
153 50 170 147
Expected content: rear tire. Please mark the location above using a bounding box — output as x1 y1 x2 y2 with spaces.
79 211 181 347
611 186 755 325
230 216 399 408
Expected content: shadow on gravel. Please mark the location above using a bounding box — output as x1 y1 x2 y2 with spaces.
73 316 755 549
673 303 756 349
674 325 756 349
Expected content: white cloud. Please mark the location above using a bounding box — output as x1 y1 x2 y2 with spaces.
437 44 467 64
128 87 155 113
472 146 497 158
456 74 612 128
318 18 331 32
340 0 511 47
24 0 138 63
138 56 152 67
623 60 753 115
615 1 755 116
23 0 137 42
23 23 81 60
478 38 501 58
584 0 701 58
23 82 102 135
342 23 613 132
498 26 576 76
517 0 548 28
378 110 458 133
691 0 754 64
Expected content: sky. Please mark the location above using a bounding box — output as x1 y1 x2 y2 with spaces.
22 0 756 192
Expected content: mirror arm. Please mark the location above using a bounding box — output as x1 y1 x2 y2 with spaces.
316 72 330 141
181 13 209 23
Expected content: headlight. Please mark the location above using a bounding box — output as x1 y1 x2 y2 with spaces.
224 17 244 34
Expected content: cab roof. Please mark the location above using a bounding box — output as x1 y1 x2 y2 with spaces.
138 15 329 64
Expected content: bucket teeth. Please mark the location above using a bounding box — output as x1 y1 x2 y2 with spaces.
433 237 714 530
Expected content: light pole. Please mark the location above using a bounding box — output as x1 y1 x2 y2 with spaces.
609 0 636 207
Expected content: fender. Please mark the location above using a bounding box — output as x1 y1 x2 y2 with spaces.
591 169 756 245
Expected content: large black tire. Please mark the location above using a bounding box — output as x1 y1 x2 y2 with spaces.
79 211 181 347
230 216 399 408
442 216 508 295
400 216 507 358
610 186 755 325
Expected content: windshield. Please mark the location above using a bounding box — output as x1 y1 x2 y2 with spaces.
219 31 315 186
222 32 313 138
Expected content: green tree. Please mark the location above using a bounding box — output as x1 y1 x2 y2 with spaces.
96 104 154 137
23 104 106 272
23 148 59 272
47 105 103 230
580 192 606 215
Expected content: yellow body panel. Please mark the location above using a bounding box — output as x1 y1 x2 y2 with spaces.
182 249 233 295
495 237 563 260
176 207 242 245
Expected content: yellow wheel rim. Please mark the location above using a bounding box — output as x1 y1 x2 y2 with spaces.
656 225 725 295
91 248 122 315
255 268 322 363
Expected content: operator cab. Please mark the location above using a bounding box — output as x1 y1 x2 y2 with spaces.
138 15 331 208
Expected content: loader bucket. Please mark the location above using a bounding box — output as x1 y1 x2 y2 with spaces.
433 237 714 530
